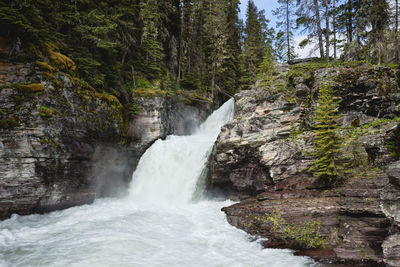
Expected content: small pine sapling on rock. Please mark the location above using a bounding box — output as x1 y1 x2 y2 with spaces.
310 80 347 186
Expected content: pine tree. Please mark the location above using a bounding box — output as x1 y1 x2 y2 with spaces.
368 0 390 65
273 0 296 61
256 46 274 87
310 81 344 186
218 0 243 98
140 0 163 76
243 1 273 85
244 1 264 75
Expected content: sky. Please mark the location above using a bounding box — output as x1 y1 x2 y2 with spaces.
239 0 319 58
239 0 279 26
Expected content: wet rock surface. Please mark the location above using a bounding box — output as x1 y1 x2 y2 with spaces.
208 63 400 265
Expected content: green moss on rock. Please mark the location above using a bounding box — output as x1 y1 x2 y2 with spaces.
39 106 56 118
17 83 45 93
255 209 326 249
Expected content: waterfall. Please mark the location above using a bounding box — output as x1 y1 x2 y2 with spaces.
129 99 234 204
0 99 316 267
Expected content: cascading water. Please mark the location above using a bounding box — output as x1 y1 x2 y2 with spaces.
0 99 316 267
129 99 235 204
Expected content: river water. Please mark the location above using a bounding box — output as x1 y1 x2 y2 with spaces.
0 99 316 267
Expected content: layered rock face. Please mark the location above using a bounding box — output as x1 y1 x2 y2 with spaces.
0 60 124 219
208 63 400 265
0 55 211 220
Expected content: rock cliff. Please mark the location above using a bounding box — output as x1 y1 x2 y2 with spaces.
208 62 400 265
0 47 211 220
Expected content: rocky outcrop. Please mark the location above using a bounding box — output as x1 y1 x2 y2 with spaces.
208 63 400 265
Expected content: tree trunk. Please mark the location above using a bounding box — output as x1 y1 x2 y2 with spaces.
313 0 325 58
347 0 353 60
378 42 382 65
177 0 184 80
396 0 399 63
333 0 337 59
211 63 215 100
324 0 330 60
286 0 291 60
131 66 136 88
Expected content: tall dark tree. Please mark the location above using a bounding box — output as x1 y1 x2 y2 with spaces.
368 0 390 65
243 0 274 86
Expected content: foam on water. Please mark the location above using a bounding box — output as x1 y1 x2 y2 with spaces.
0 99 317 267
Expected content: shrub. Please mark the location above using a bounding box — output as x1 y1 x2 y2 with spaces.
256 209 325 249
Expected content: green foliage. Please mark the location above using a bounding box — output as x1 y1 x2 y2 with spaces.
243 0 275 86
39 106 56 118
126 102 144 116
0 6 32 34
310 80 346 186
135 76 153 90
1 0 246 108
255 209 325 249
257 47 275 87
361 117 400 129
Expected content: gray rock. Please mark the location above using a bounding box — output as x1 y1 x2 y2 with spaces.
386 161 400 188
383 234 400 267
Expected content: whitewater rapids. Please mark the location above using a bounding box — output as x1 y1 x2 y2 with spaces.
0 99 316 267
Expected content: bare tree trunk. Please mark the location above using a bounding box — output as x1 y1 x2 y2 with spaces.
396 0 399 63
313 0 325 58
378 42 382 65
324 0 330 60
286 0 291 60
211 63 215 100
177 0 184 80
347 0 353 60
131 66 136 88
333 0 337 59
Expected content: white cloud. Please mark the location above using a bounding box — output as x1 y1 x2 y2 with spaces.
293 35 344 59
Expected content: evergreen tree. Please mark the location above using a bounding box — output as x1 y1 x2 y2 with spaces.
273 0 296 61
310 81 344 186
244 0 262 78
368 0 390 65
256 46 274 87
139 0 163 77
243 0 273 86
218 0 243 98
